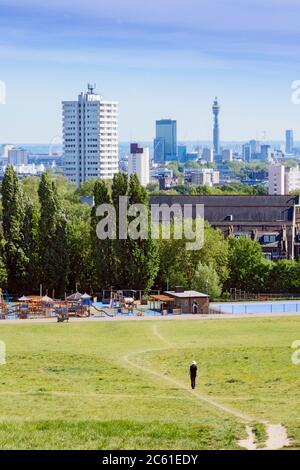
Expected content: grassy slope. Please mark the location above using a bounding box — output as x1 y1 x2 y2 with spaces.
0 317 299 449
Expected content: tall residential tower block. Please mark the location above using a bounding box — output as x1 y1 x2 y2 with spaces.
63 85 119 186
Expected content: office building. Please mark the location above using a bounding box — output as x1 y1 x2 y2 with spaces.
242 143 252 162
154 119 177 163
250 140 261 154
128 143 150 187
212 97 220 156
178 145 187 163
63 84 118 186
260 144 272 161
222 149 233 162
285 129 294 154
202 147 214 163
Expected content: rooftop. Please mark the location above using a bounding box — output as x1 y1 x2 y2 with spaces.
164 290 209 298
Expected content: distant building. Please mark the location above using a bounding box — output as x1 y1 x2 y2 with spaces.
285 129 294 154
242 140 262 162
184 168 220 186
286 166 300 193
242 143 252 162
128 143 150 187
186 151 198 162
154 119 177 163
151 168 173 179
3 163 45 176
62 84 119 187
268 163 300 195
260 144 272 161
8 148 28 166
0 144 14 159
250 140 261 154
212 97 220 156
202 147 214 163
178 145 187 163
268 164 285 195
222 149 233 162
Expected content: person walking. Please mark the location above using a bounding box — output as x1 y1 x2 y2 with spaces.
190 360 197 389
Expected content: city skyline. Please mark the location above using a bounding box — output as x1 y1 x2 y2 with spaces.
1 0 300 143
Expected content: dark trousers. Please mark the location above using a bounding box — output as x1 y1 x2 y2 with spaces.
191 376 196 389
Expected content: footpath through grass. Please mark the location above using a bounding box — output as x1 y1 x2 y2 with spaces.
0 317 299 449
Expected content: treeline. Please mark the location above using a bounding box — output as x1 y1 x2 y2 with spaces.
0 166 300 299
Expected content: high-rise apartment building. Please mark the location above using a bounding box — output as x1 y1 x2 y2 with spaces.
63 84 118 186
268 164 285 195
128 143 150 187
268 163 300 195
154 119 177 163
285 129 294 154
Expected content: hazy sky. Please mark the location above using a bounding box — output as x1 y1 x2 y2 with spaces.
1 0 300 143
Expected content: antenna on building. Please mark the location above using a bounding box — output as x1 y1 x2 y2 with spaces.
87 83 96 94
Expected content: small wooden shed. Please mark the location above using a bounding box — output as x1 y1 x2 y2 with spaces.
164 288 209 314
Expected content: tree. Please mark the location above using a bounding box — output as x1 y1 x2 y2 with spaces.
126 173 160 291
91 180 115 290
1 166 27 293
192 262 222 300
111 173 130 287
22 199 40 291
38 173 69 296
156 221 228 291
68 219 93 292
226 236 270 292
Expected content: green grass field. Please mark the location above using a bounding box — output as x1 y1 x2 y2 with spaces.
0 317 299 449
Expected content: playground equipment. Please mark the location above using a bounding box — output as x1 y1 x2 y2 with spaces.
90 304 114 317
0 288 158 320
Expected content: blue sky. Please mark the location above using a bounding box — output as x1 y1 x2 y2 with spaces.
0 0 300 143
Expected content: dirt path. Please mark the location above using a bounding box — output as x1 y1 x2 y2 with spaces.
124 324 290 450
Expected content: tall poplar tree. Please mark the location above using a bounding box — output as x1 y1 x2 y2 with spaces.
1 166 27 293
22 199 40 292
91 180 114 290
111 173 130 288
126 173 159 291
38 173 69 296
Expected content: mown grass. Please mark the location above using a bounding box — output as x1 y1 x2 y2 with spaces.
0 317 299 449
